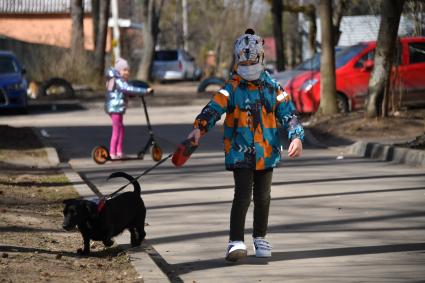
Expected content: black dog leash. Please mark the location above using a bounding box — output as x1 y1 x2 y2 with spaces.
106 153 172 200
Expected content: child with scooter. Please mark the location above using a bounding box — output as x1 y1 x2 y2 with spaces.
105 58 153 159
184 29 304 262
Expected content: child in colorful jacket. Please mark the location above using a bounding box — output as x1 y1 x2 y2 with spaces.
105 58 153 159
187 29 304 262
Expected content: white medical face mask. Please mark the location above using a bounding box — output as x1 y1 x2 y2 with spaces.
237 63 264 81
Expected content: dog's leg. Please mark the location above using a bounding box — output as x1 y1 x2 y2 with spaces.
77 235 91 255
134 222 146 247
137 228 146 245
129 227 139 247
138 211 147 244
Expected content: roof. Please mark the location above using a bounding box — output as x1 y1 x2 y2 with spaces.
311 15 418 47
0 0 92 14
299 14 423 58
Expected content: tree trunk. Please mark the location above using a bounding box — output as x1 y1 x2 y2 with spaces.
284 9 299 69
92 0 100 49
94 0 110 77
317 0 338 115
271 0 285 71
137 0 164 81
305 5 317 56
365 0 405 118
333 0 347 46
71 0 85 58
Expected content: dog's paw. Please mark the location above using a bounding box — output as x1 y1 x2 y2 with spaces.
77 248 89 256
131 236 143 247
131 240 142 247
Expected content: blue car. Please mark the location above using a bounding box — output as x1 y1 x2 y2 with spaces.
0 51 28 112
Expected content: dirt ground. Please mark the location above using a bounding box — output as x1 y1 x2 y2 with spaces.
0 126 142 283
305 109 425 148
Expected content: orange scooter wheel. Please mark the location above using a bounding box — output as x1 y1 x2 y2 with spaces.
151 144 163 161
92 146 109 164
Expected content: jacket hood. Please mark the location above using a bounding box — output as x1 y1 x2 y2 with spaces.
105 67 121 79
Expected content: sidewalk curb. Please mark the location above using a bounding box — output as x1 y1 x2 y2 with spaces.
347 141 425 167
32 128 171 283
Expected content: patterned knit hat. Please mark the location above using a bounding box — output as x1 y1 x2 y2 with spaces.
234 29 264 64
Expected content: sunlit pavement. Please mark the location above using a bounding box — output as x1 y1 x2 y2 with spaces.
2 104 425 282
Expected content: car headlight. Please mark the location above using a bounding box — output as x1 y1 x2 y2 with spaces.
300 79 318 92
8 81 26 91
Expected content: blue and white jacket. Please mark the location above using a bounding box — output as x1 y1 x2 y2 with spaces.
194 71 304 170
104 68 148 114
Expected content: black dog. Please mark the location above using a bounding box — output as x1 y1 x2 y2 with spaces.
62 172 146 255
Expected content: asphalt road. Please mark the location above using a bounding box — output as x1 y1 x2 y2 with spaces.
2 102 425 282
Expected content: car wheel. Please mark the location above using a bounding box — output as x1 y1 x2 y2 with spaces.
336 93 349 113
38 78 75 98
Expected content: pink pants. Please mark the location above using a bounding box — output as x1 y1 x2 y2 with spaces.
110 113 124 156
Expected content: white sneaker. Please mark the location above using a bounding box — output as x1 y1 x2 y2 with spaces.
253 237 272 257
225 241 247 262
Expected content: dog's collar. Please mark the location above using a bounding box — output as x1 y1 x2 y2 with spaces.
97 198 106 213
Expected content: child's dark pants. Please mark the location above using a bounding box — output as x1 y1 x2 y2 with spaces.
230 168 273 241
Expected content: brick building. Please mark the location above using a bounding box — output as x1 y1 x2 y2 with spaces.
0 0 100 50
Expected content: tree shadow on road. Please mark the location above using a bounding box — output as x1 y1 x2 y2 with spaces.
169 242 425 276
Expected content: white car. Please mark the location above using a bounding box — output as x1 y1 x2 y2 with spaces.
151 49 201 81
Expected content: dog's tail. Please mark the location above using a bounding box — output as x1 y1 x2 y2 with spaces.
107 171 141 195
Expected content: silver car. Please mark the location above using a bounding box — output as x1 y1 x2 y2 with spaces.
151 49 200 81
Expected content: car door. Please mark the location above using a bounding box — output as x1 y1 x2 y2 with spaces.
398 41 425 106
343 42 402 111
340 46 375 110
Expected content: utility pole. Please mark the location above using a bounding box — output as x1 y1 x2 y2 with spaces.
182 0 189 51
111 0 121 61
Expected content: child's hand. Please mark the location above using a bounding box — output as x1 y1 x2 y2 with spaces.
146 88 154 95
288 138 303 158
187 128 201 145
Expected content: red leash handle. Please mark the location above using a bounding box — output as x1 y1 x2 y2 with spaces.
172 138 198 167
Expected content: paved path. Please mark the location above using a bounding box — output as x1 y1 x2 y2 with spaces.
2 104 425 282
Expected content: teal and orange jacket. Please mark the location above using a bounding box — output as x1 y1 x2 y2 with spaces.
194 71 304 170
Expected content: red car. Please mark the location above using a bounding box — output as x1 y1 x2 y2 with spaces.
283 37 425 113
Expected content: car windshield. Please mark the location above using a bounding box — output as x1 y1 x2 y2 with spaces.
154 50 178 61
0 56 18 74
335 44 367 68
294 54 321 70
294 44 367 70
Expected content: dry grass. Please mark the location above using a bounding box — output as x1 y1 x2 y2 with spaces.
0 126 142 283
